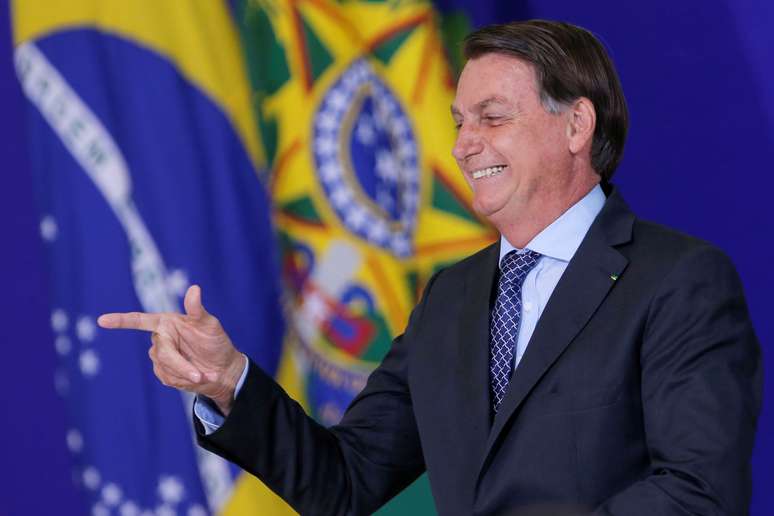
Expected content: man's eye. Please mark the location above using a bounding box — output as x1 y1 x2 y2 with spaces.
483 115 502 123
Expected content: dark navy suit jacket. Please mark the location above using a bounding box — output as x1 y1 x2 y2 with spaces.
196 188 762 515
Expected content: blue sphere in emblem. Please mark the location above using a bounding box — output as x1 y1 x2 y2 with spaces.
313 59 420 257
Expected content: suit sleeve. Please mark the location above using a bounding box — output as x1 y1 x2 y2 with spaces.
596 245 762 516
194 272 442 516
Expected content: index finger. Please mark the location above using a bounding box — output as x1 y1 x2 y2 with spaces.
97 312 161 332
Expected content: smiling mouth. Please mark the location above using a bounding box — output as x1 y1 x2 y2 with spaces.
471 165 506 180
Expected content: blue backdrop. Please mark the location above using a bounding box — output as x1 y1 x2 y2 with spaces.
1 1 771 514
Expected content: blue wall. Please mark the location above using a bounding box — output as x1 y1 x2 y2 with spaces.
1 1 771 514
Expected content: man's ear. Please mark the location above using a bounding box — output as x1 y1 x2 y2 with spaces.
566 97 596 155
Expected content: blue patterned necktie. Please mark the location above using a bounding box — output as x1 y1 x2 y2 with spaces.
490 249 542 413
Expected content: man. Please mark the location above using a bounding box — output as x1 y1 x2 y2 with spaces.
99 21 762 515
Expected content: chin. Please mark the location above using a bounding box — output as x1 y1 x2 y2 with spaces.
470 177 516 217
471 196 506 221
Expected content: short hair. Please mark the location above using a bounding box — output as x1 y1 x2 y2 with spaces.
463 20 629 182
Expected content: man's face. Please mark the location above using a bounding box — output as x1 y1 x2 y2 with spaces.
452 53 573 228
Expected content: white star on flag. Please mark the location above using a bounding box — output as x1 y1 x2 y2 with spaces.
40 215 58 241
320 161 340 182
327 90 349 112
76 316 97 342
375 149 400 181
83 466 101 490
51 308 68 332
66 428 83 453
55 335 72 355
101 483 123 506
79 349 100 376
158 476 185 504
356 115 376 145
315 136 337 157
91 502 109 516
118 501 140 516
187 504 207 516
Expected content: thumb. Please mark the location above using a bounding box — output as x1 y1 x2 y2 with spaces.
184 285 208 320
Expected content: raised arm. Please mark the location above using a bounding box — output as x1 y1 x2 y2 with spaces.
98 281 431 515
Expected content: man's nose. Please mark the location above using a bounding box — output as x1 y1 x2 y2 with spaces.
452 123 483 162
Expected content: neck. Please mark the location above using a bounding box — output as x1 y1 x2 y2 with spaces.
495 175 600 249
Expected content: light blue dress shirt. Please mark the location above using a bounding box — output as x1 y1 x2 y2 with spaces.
498 184 605 369
196 185 606 434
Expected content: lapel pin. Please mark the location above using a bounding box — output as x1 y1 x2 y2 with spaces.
610 274 619 281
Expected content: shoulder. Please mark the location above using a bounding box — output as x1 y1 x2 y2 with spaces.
625 217 736 277
621 218 748 331
600 186 734 272
631 218 713 253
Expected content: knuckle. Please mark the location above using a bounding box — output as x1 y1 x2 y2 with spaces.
156 345 171 363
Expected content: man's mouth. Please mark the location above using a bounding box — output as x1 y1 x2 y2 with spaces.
471 165 506 180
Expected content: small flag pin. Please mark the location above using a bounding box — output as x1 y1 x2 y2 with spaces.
610 274 619 281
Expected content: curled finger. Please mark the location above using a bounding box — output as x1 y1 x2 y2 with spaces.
152 332 202 383
153 361 194 390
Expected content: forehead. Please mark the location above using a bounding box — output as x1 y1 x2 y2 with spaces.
453 53 540 111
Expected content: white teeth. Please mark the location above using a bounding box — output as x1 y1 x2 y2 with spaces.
471 166 505 179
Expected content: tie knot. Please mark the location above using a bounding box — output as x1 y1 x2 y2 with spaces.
500 250 541 284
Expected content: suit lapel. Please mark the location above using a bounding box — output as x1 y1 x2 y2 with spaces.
452 243 500 444
475 189 635 481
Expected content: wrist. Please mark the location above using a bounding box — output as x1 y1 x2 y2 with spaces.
211 353 246 416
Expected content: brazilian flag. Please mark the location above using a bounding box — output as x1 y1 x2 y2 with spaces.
231 0 495 513
13 1 285 515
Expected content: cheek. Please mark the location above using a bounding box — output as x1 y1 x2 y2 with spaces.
536 117 569 149
489 132 523 163
522 125 567 167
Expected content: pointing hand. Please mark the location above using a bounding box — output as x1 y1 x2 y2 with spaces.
98 285 245 415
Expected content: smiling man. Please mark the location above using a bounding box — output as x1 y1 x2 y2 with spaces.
452 52 602 248
100 21 761 516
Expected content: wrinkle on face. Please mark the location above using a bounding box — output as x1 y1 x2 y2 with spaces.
450 53 598 245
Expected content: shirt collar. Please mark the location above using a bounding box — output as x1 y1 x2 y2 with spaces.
499 184 606 268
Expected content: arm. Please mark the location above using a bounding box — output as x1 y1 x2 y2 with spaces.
196 333 424 516
99 276 439 515
196 272 441 515
596 246 762 516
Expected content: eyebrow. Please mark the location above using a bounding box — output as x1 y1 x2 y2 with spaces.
451 96 512 117
478 96 510 109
